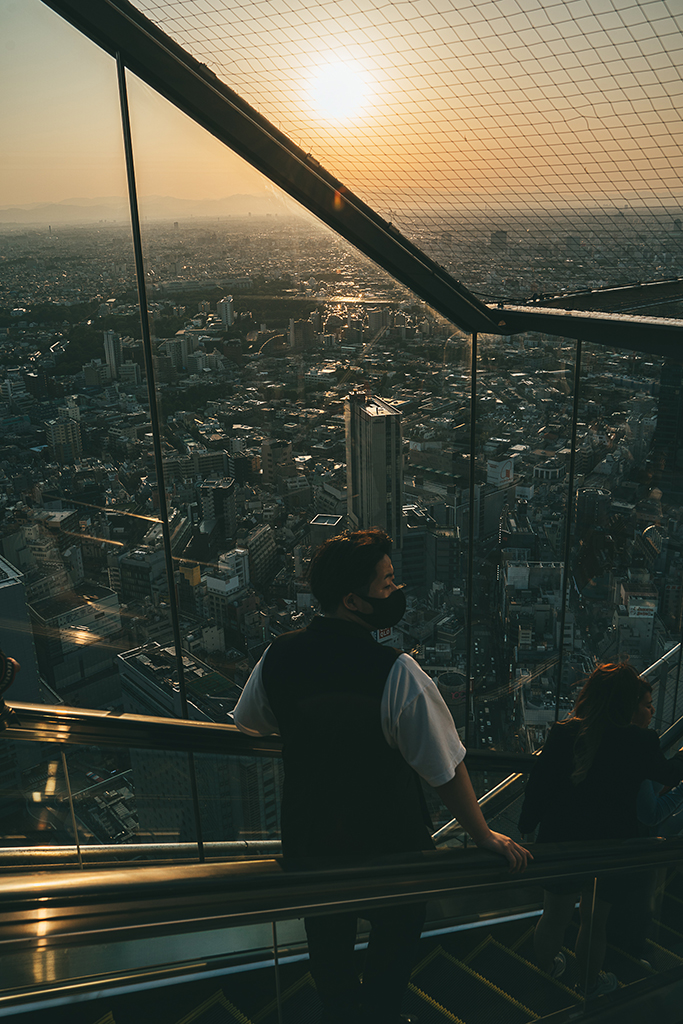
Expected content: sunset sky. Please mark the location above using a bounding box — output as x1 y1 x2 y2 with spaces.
1 0 274 208
2 0 682 233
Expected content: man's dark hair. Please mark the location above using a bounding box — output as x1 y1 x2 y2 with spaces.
309 528 393 613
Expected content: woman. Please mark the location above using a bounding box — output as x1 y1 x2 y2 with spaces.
519 663 683 998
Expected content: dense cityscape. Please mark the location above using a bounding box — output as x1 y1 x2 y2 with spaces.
1 209 682 845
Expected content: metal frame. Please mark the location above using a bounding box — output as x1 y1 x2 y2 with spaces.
41 0 683 350
3 700 534 770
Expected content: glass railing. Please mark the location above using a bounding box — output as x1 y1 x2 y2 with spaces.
4 698 683 1020
1 819 683 1022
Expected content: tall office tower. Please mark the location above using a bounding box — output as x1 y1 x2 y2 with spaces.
200 478 237 541
246 524 279 587
490 230 508 250
652 361 683 501
345 393 403 547
217 295 234 329
103 331 121 379
45 415 82 464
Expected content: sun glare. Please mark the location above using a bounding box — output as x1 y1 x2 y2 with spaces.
310 62 369 120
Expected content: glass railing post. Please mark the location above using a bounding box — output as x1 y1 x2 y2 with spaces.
115 50 205 861
554 337 583 723
272 920 284 1024
465 331 478 749
60 748 83 870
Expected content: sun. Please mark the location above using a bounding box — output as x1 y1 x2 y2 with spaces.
310 62 369 121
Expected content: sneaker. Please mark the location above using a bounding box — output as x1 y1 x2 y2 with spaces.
585 972 619 999
550 952 566 979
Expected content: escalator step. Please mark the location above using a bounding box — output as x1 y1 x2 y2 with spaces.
174 990 255 1024
641 938 683 973
410 946 538 1024
405 982 467 1022
464 936 581 1017
651 918 683 956
253 974 319 1024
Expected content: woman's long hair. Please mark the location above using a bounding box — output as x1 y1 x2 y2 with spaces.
565 663 651 784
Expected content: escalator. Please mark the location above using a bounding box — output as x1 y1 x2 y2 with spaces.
2 701 683 1023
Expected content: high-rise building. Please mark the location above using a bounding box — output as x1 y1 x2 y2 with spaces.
45 415 82 464
103 330 121 379
246 524 279 587
200 478 236 541
345 393 403 546
217 295 234 329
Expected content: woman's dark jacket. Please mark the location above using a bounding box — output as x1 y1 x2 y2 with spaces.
519 720 683 842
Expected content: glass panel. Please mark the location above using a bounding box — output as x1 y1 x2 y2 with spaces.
195 749 283 847
569 346 683 732
1 748 75 857
0 0 182 725
431 768 529 849
0 725 288 866
471 331 578 753
122 69 476 794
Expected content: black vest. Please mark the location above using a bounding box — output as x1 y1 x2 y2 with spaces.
262 616 434 860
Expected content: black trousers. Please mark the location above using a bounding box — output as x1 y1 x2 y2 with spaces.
304 902 426 1024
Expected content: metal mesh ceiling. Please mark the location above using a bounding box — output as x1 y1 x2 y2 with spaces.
133 0 683 303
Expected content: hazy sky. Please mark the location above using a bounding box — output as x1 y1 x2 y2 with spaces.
0 0 273 207
2 0 682 240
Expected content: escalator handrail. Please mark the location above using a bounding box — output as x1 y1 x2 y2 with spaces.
3 700 283 756
2 700 535 771
1 836 681 950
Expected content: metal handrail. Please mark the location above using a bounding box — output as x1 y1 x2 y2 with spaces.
0 841 282 869
2 700 282 756
0 837 680 951
3 700 536 770
643 642 682 680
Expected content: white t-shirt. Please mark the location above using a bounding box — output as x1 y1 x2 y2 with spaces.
232 649 466 788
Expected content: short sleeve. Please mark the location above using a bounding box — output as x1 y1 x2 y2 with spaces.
381 654 466 787
231 648 281 736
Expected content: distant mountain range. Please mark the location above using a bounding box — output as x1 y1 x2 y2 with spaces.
0 193 295 225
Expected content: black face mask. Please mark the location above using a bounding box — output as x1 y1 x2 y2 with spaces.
352 587 406 629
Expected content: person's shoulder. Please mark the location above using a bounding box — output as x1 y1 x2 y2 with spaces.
548 718 579 739
624 724 659 747
268 624 310 650
392 652 432 681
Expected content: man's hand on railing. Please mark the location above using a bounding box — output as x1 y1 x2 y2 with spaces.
434 762 533 873
476 831 533 873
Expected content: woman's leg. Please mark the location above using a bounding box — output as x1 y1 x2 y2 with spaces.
534 890 578 972
575 891 612 990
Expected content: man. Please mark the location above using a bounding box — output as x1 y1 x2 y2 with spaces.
233 528 530 1024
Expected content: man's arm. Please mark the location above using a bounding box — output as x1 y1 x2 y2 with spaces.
434 761 532 873
231 651 280 736
383 655 531 872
